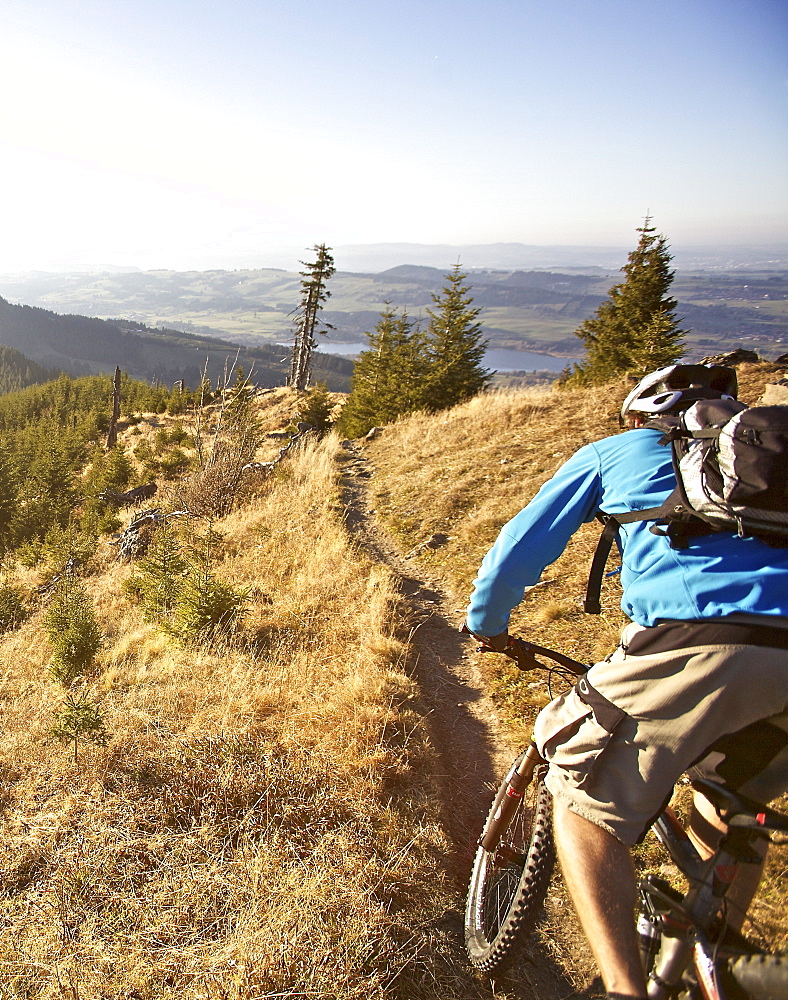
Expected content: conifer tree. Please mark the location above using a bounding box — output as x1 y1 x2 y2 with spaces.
82 444 136 535
336 305 426 439
289 244 336 391
296 382 334 435
165 525 248 645
125 520 187 623
14 431 77 544
44 575 103 685
562 218 685 385
0 446 17 551
424 264 491 409
50 694 108 762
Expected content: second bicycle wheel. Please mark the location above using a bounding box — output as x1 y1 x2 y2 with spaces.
465 755 555 974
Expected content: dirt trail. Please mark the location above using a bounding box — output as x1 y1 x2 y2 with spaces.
340 443 596 1000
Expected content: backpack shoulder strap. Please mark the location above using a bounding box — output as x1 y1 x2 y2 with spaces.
583 415 731 613
583 506 666 614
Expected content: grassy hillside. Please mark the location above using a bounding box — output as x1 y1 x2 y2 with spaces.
0 388 486 999
0 366 784 998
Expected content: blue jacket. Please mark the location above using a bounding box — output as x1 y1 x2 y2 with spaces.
465 427 788 636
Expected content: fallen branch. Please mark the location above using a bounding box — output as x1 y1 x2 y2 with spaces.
98 482 158 507
112 507 188 561
242 423 315 476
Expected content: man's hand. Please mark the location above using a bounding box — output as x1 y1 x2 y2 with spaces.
465 626 510 652
481 630 510 652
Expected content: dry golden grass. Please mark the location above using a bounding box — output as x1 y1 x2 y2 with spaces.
0 401 487 999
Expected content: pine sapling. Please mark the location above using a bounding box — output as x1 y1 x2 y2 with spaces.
44 575 103 685
50 694 109 763
165 525 248 645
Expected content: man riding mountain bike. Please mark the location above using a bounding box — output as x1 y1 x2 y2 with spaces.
464 364 788 1000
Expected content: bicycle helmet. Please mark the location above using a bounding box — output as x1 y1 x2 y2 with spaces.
619 363 738 425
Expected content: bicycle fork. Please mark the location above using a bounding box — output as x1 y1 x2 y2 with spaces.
478 743 545 854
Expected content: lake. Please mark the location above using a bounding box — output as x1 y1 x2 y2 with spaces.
311 342 577 373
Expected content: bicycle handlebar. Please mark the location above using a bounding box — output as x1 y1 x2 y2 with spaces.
461 625 588 675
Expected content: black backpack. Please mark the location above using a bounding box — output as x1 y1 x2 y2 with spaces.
584 398 788 614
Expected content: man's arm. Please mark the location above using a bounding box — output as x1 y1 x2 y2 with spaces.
465 443 603 637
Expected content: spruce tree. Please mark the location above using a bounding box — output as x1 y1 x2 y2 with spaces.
562 218 685 385
14 430 76 545
336 305 426 439
165 526 248 645
0 445 17 551
44 575 103 685
50 694 108 762
424 264 491 409
125 520 187 623
296 382 334 435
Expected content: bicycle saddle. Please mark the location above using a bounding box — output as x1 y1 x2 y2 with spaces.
691 777 788 833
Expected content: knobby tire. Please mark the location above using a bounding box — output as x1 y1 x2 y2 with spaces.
719 953 788 999
465 756 555 974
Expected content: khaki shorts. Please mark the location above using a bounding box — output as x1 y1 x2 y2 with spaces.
533 622 788 845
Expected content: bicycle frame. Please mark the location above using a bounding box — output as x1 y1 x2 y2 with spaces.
641 783 783 1000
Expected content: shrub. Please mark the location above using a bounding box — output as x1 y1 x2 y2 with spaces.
124 520 187 622
174 376 263 517
49 694 109 762
162 527 248 645
164 571 248 645
40 522 98 573
126 522 247 645
158 447 191 478
296 382 334 435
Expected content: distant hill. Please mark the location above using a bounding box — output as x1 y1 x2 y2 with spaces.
2 262 787 363
153 241 788 273
0 296 353 391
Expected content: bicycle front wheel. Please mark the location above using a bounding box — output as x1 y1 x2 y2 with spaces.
464 755 555 973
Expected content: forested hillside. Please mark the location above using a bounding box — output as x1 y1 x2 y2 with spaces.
0 344 58 394
0 374 477 998
0 371 190 563
0 296 353 391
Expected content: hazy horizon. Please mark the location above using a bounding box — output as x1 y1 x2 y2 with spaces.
1 240 786 279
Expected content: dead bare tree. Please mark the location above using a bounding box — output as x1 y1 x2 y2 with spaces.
105 367 122 449
289 244 336 391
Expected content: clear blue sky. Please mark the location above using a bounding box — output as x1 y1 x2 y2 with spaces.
0 0 785 271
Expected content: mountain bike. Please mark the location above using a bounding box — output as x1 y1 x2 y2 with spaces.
463 635 788 999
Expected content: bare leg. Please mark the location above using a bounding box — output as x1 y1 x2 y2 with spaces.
687 791 767 932
553 800 647 997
